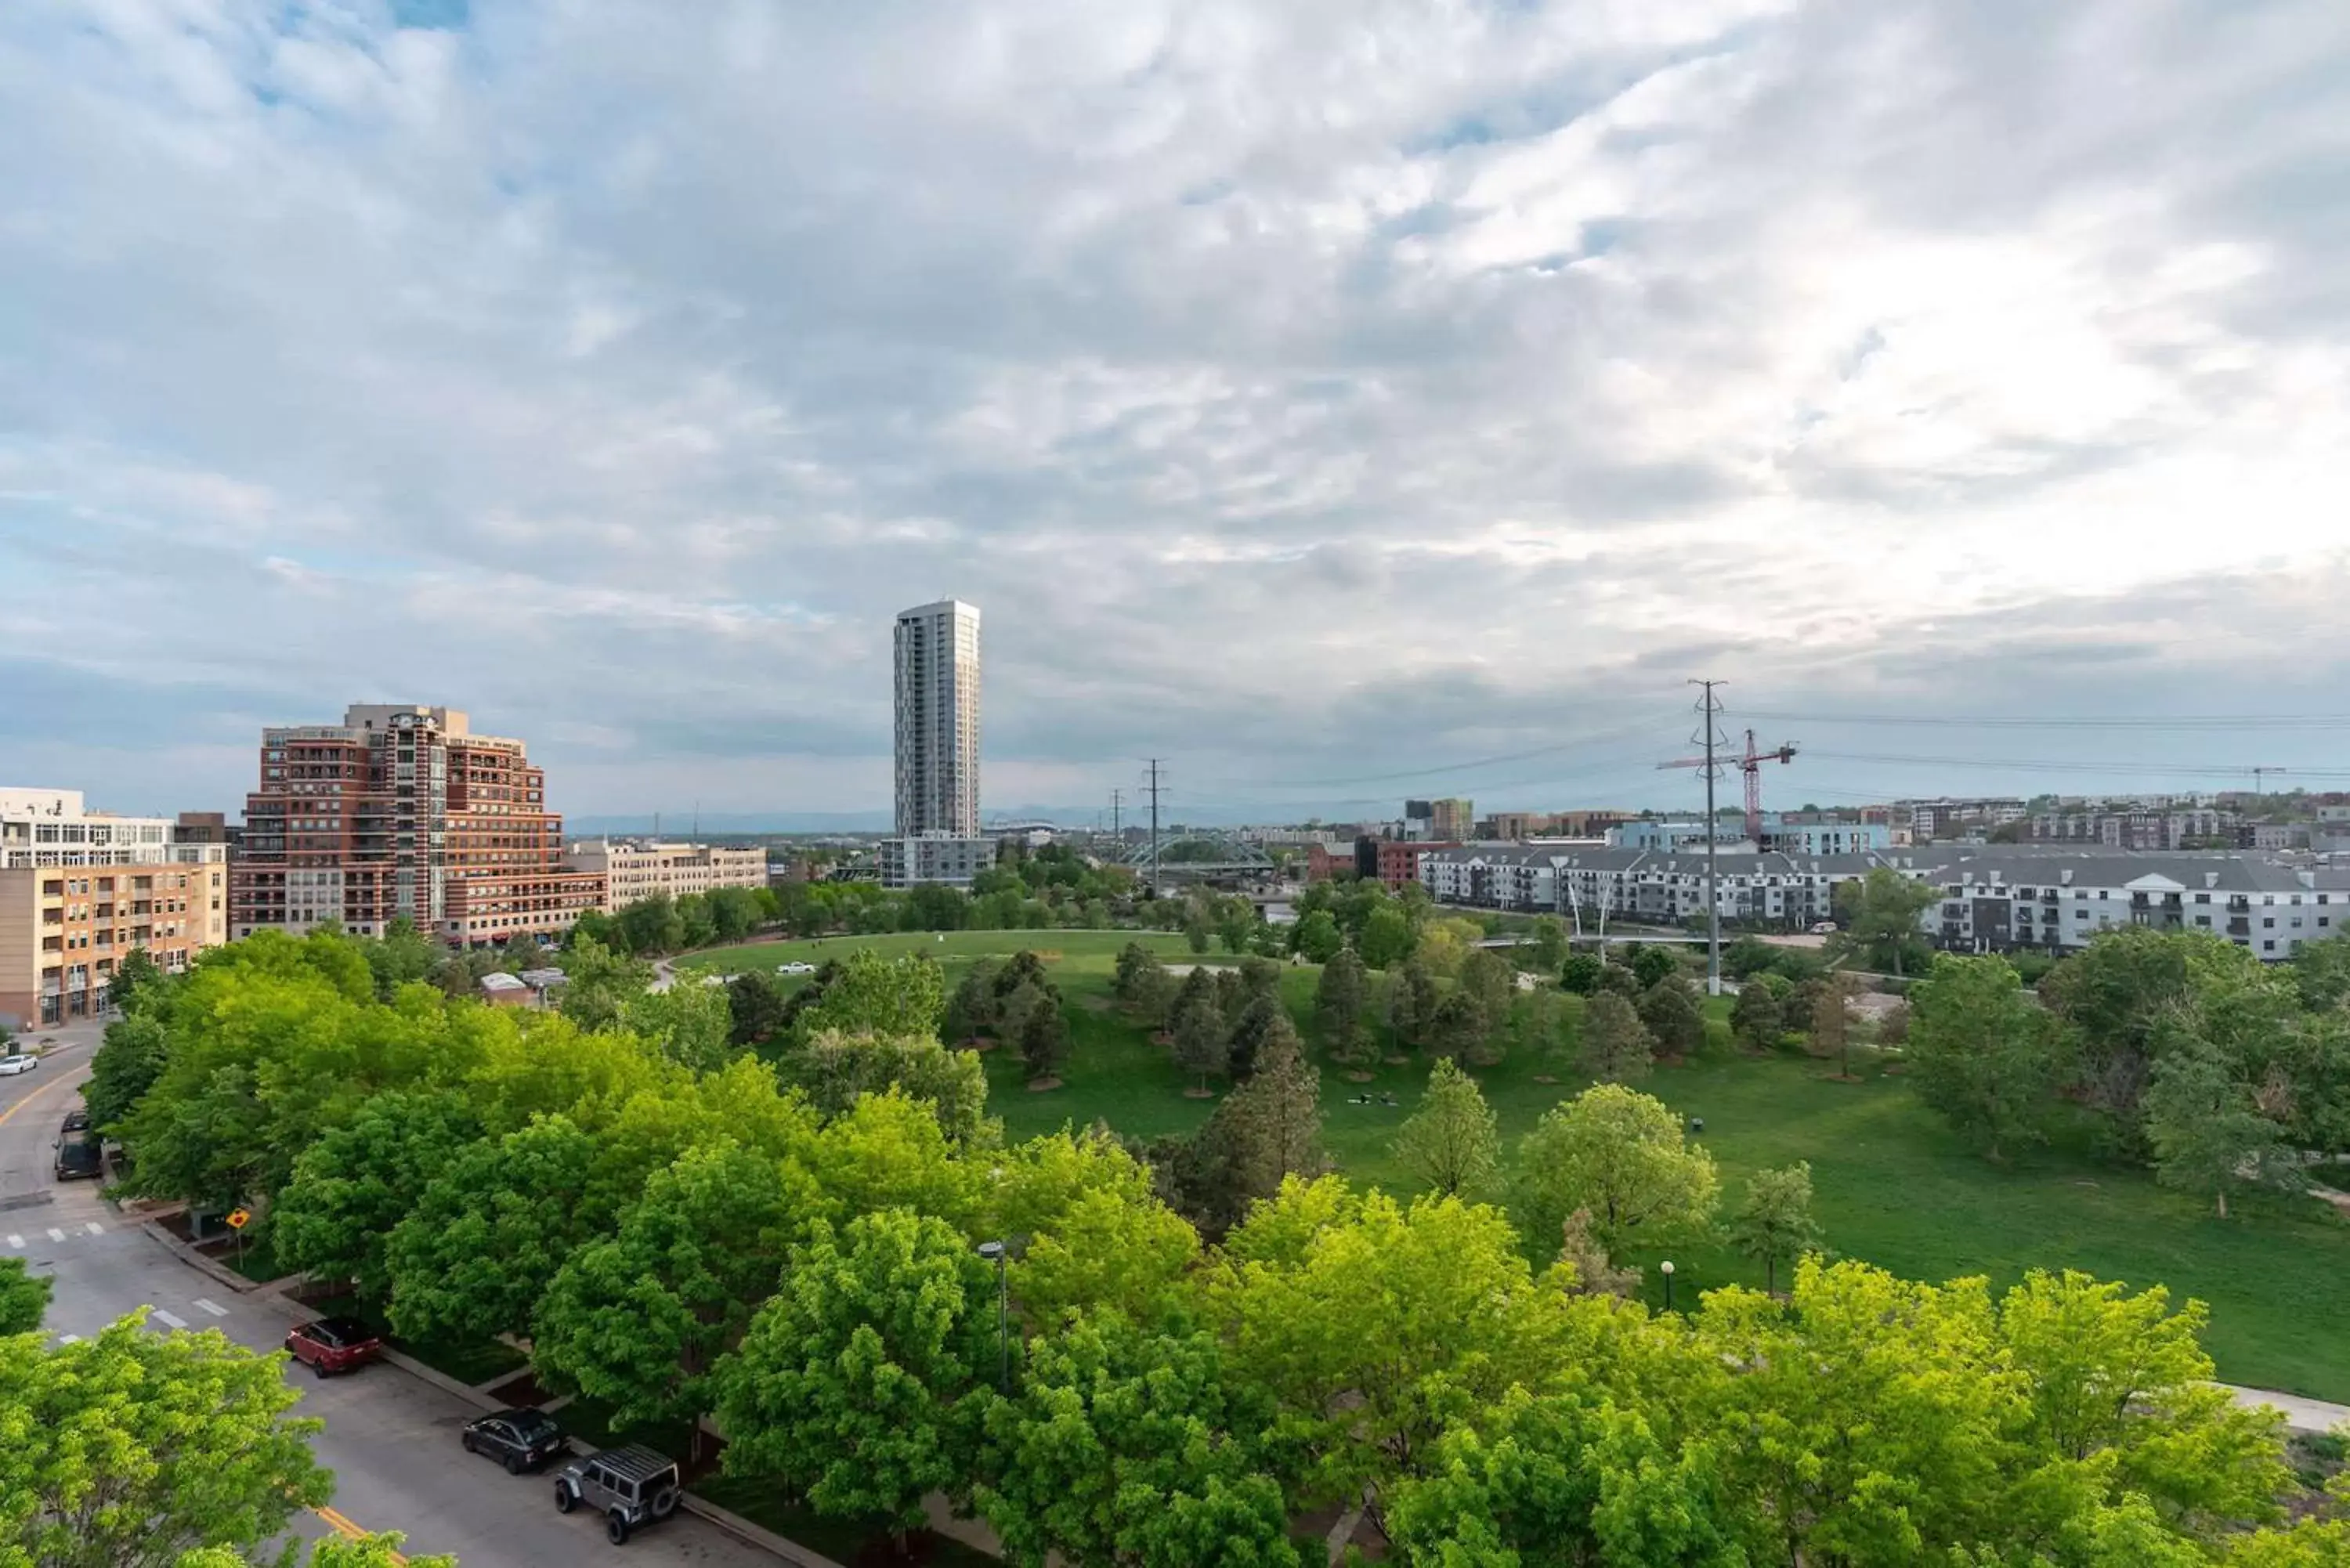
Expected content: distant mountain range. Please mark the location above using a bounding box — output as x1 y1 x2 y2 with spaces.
562 804 1329 836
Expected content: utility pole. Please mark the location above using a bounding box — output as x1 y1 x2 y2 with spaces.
1111 788 1123 847
1690 680 1727 996
1144 761 1164 899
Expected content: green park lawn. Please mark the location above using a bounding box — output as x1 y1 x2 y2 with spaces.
676 928 2350 1401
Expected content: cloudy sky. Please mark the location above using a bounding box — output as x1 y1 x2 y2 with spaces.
6 0 2350 827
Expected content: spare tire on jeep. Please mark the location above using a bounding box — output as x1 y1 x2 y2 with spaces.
649 1485 679 1521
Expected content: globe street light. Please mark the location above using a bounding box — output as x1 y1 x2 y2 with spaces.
977 1240 1010 1390
1660 1259 1676 1313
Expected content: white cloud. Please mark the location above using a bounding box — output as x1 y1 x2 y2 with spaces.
3 0 2349 819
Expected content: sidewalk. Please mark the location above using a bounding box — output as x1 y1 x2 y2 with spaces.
2222 1383 2350 1436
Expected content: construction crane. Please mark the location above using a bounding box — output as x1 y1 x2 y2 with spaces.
1658 729 1799 842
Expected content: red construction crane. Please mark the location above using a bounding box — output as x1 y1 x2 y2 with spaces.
1658 728 1799 842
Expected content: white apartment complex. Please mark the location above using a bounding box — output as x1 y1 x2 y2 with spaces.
1417 844 2350 963
562 840 769 911
894 599 982 837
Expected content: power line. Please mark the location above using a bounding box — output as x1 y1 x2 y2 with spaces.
1690 679 1728 999
1143 760 1164 899
1183 721 1658 793
1803 750 2350 780
1740 710 2350 732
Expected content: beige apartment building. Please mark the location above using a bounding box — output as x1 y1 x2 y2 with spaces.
1 788 230 1029
562 840 769 912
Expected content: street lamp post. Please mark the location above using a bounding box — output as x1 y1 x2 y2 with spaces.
977 1240 1010 1390
1660 1259 1676 1313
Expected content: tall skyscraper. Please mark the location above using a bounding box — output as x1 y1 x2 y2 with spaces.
894 600 982 836
229 704 605 947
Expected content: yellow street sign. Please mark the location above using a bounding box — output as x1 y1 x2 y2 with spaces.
226 1208 251 1231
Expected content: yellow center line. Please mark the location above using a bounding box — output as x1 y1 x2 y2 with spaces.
313 1506 407 1563
0 1071 76 1131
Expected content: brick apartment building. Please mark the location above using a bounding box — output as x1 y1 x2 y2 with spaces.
230 705 605 948
0 788 230 1028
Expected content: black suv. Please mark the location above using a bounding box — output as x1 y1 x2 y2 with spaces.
53 1138 102 1181
60 1108 90 1134
552 1444 682 1544
461 1406 570 1474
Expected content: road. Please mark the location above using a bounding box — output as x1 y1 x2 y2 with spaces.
0 1026 779 1568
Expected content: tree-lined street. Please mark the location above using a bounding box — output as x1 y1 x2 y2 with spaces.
0 1044 777 1568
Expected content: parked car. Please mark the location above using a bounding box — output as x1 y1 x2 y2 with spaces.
284 1316 385 1377
552 1444 682 1545
1808 921 1838 935
60 1107 90 1134
776 961 817 976
0 1053 38 1076
53 1138 102 1181
461 1406 571 1475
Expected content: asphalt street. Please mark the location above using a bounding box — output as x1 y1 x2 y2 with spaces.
0 1025 779 1568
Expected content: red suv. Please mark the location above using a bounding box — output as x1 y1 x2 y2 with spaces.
284 1316 384 1377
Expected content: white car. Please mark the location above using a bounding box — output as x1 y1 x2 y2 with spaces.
0 1053 38 1076
776 961 818 976
1808 921 1838 935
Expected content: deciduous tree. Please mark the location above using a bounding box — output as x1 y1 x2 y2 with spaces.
974 1314 1297 1568
1630 944 1681 989
1528 915 1567 975
385 1114 598 1345
726 970 792 1050
533 1137 824 1429
1907 954 2072 1161
555 934 655 1031
1513 1083 1717 1262
1291 909 1343 965
1560 950 1606 995
1391 1057 1500 1198
1212 1180 1577 1505
1360 905 1414 970
621 980 736 1073
713 1209 998 1541
1726 1161 1825 1295
0 1313 334 1568
2145 1039 2298 1219
791 949 948 1046
272 1089 482 1302
0 1257 49 1335
781 1029 991 1143
1831 867 1939 977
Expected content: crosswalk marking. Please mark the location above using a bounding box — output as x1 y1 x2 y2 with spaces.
151 1309 188 1329
84 1222 103 1236
193 1298 228 1317
45 1228 63 1243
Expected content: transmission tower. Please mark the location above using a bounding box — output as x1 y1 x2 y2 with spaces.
1143 760 1165 898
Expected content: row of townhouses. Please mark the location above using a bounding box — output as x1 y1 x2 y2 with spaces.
1417 844 2350 962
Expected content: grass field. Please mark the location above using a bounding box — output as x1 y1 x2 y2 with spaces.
676 929 2350 1400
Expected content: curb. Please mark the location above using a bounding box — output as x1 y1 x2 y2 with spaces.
137 1217 266 1294
132 1216 851 1566
677 1495 849 1568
